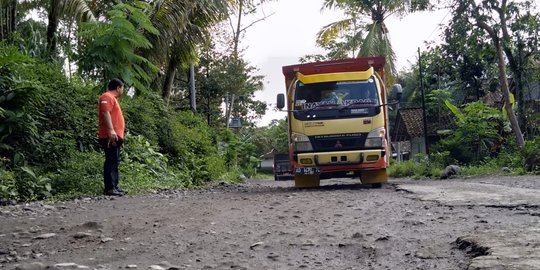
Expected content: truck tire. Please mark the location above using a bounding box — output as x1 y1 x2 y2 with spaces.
371 183 383 188
360 169 388 185
294 175 320 188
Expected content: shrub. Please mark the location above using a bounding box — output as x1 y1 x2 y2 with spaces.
389 160 418 178
121 133 182 192
158 111 225 184
0 168 17 202
15 166 52 201
49 151 103 199
438 101 507 164
389 153 444 179
123 93 164 145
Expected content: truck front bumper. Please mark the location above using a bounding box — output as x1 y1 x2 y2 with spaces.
295 149 386 172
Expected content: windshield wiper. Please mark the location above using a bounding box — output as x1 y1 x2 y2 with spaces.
303 103 337 113
338 101 376 112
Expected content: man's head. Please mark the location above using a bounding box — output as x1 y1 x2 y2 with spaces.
107 78 124 96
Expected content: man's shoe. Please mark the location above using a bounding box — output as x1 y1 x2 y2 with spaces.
104 189 123 196
115 188 128 194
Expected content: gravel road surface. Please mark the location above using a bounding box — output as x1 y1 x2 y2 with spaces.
1 175 539 270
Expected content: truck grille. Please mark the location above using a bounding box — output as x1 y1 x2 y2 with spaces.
310 133 367 152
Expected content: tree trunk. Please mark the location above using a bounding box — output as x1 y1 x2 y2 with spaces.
9 0 15 33
162 56 178 101
0 2 4 41
475 13 525 148
233 0 243 57
496 0 527 133
496 44 524 148
47 0 61 57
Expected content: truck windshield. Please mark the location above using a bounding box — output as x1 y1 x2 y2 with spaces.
293 77 379 111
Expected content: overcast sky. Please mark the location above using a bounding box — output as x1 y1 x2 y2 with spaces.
239 0 450 126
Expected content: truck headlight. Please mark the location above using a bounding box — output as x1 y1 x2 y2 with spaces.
292 132 313 152
365 127 385 148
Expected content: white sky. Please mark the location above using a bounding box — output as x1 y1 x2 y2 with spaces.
240 0 451 127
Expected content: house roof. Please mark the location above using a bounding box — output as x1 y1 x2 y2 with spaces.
391 107 456 142
482 91 505 110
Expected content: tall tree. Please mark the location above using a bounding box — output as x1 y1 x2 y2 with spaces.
0 0 18 40
320 0 431 85
46 0 94 57
301 9 364 62
452 0 538 147
143 0 229 100
78 1 159 91
225 0 273 126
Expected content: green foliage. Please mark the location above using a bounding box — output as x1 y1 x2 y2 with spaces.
436 101 506 164
0 168 17 202
120 133 183 192
195 38 267 127
49 151 103 199
11 20 48 58
217 128 239 169
16 166 52 201
158 111 225 184
516 139 540 174
251 118 288 155
123 93 165 144
461 162 506 176
0 45 46 160
388 160 417 178
319 0 431 85
388 158 443 180
78 1 159 93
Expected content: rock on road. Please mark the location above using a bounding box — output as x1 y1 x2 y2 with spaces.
1 175 540 270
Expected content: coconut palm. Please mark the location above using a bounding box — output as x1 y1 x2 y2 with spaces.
1 0 94 57
0 0 18 40
144 0 230 99
320 0 431 85
45 0 95 57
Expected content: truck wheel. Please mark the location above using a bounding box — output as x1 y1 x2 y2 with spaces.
360 169 388 185
371 183 383 188
294 175 320 188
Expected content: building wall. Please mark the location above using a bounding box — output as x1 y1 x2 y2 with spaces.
411 137 426 158
259 159 273 173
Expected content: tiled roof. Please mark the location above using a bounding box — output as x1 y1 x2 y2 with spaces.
483 91 504 110
391 107 455 142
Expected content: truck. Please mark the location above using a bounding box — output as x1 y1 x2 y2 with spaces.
273 153 293 181
276 57 401 188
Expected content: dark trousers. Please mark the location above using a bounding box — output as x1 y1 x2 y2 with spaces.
99 138 123 192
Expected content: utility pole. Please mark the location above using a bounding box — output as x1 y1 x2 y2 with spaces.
418 48 429 156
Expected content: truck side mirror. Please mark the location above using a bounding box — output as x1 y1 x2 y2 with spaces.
277 93 285 109
392 84 403 101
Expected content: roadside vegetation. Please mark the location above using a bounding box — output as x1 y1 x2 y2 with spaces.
1 0 539 203
312 0 540 180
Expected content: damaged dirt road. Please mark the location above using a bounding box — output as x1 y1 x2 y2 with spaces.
1 175 540 270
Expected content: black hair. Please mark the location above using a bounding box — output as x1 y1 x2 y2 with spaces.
107 78 124 91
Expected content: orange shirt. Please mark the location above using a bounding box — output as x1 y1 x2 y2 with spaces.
98 91 125 139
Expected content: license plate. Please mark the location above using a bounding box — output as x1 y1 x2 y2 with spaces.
295 167 320 175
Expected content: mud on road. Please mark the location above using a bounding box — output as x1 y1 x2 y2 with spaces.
1 176 540 270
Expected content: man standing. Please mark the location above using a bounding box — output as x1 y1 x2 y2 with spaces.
98 78 127 196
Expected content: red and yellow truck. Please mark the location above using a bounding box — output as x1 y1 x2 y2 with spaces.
276 57 401 188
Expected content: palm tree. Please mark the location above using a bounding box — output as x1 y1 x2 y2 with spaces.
144 0 230 99
0 0 18 40
320 0 431 85
46 0 95 57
